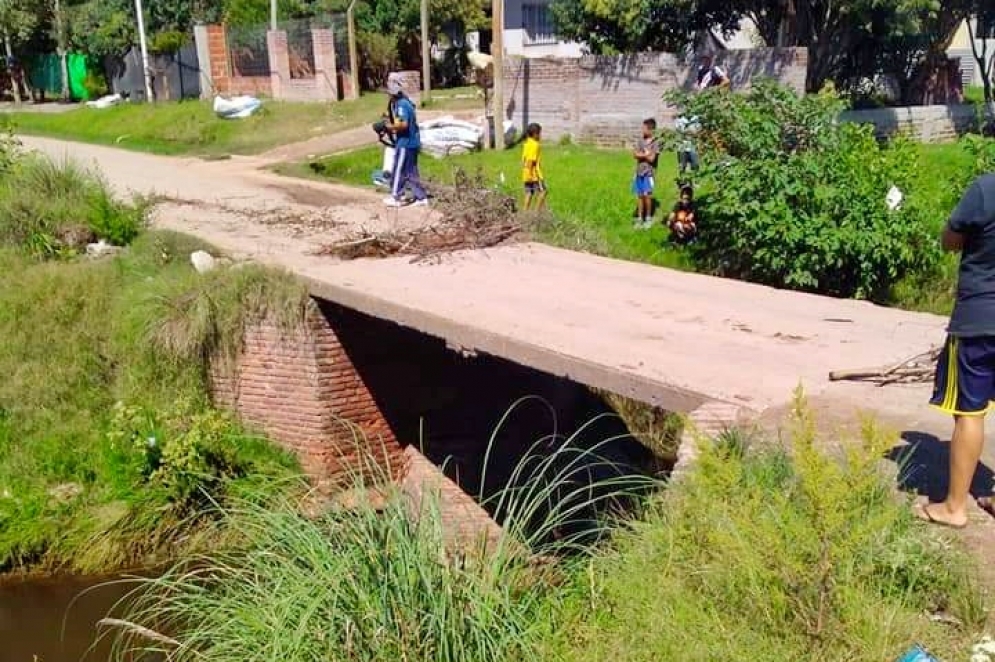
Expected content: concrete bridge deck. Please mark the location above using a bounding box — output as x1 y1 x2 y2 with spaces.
23 135 949 423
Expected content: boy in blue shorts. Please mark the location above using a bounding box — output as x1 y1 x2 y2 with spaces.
632 118 660 229
920 173 995 529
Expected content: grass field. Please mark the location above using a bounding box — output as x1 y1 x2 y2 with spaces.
297 139 970 288
296 142 695 270
4 88 482 157
0 228 304 573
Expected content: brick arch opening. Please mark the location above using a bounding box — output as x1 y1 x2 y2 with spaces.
321 301 663 536
212 296 665 547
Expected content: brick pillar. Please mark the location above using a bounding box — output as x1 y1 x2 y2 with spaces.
312 29 339 100
267 30 290 100
210 299 403 488
671 401 747 482
400 446 505 553
205 25 231 95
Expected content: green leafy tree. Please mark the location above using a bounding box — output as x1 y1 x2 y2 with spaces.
663 81 941 300
966 4 995 104
550 0 745 54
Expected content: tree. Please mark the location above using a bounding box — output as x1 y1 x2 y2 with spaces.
966 5 995 105
550 0 745 54
0 0 48 102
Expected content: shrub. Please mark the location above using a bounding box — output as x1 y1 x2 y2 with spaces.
550 392 985 661
664 80 941 300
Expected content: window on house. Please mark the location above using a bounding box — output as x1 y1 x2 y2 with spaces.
522 3 557 46
979 14 995 40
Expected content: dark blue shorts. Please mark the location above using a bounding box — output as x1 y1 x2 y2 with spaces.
524 180 546 194
930 335 995 415
632 174 654 196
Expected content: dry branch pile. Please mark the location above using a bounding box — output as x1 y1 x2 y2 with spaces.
317 168 525 262
828 345 942 386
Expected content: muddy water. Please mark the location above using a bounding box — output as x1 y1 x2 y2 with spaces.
0 572 147 662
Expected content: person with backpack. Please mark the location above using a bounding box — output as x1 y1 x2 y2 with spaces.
696 53 729 91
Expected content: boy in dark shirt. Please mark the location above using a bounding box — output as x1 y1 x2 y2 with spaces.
631 118 660 229
667 183 697 244
920 173 995 529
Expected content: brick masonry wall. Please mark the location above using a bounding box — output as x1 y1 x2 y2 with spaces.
502 48 808 146
400 446 505 552
210 300 403 487
841 104 979 143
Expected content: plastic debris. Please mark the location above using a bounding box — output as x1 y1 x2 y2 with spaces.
190 250 217 273
886 185 904 211
85 93 123 109
213 95 262 119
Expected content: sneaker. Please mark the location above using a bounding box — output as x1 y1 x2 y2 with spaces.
412 198 430 207
383 197 404 208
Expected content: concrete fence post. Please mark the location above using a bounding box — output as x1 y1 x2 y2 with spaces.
266 30 290 100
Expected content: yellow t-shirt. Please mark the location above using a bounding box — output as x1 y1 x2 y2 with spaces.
521 137 543 183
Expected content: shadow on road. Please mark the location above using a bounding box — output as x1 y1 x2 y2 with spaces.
886 431 995 502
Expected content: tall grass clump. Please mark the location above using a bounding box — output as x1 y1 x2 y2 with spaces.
550 390 985 662
109 491 549 662
0 154 145 257
107 410 662 662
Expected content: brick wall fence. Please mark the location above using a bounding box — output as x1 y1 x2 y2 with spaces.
501 48 808 146
195 24 351 101
840 104 981 143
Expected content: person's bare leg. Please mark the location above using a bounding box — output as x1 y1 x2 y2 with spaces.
923 414 984 527
523 191 533 211
536 190 547 211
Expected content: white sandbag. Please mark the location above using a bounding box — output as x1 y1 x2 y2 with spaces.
213 95 262 119
382 146 396 174
86 93 123 109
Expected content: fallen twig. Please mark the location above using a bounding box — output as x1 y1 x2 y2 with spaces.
316 167 523 260
828 345 943 385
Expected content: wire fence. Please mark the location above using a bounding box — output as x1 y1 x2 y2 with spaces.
285 18 316 79
227 24 271 78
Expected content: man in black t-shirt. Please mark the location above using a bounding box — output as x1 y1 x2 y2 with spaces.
919 174 995 529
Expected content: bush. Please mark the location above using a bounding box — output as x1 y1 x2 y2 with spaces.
665 80 941 300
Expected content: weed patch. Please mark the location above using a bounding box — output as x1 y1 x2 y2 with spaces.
0 232 300 573
549 395 985 662
0 155 145 257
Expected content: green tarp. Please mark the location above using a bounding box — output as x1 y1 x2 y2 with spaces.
27 53 92 101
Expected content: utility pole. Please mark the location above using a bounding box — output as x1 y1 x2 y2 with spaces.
134 0 153 102
420 0 430 104
346 0 360 100
490 0 503 149
54 0 70 101
270 0 278 31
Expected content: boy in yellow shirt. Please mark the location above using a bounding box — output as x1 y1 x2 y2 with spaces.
521 123 546 211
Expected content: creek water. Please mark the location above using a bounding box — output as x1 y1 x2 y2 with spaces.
0 572 146 662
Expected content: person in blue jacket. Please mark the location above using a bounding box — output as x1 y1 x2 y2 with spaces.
384 73 429 208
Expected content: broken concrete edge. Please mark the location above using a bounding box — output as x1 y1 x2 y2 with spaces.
303 276 749 416
670 401 751 482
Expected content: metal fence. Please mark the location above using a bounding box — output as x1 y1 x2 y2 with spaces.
227 24 271 78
